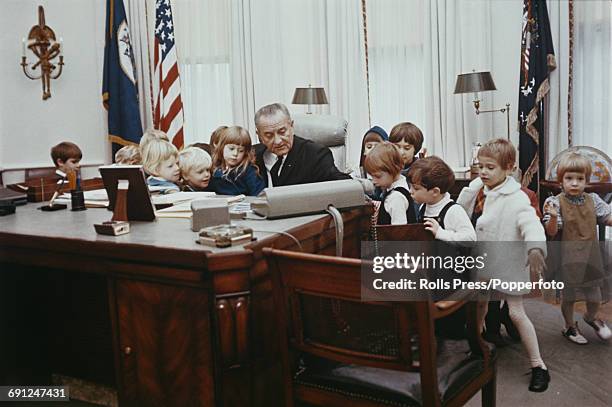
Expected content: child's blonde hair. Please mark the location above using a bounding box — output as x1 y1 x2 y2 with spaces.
478 138 516 170
140 129 169 150
556 152 591 183
212 126 257 177
179 147 212 175
363 142 403 177
115 145 141 165
141 138 178 176
210 126 228 148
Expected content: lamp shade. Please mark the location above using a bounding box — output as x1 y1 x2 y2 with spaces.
453 71 497 94
292 86 328 105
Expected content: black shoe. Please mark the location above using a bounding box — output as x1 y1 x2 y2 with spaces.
482 331 509 347
528 367 550 392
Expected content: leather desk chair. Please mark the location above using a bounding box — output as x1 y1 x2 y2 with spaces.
292 114 348 172
264 248 496 407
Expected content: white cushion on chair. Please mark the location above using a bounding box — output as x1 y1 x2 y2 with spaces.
292 114 348 171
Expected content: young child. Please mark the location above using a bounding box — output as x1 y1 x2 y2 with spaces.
359 126 388 178
389 122 424 176
114 145 141 165
409 156 476 338
51 141 82 181
543 152 612 344
457 138 550 392
355 126 388 200
141 138 180 194
210 126 265 196
179 147 212 191
409 156 476 242
363 143 419 225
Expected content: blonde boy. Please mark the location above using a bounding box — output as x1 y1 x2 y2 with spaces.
114 145 141 165
141 138 180 194
179 147 212 191
457 138 550 392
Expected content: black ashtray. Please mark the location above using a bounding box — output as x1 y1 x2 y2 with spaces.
39 203 68 211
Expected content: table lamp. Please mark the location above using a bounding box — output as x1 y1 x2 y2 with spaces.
454 71 511 140
292 84 328 114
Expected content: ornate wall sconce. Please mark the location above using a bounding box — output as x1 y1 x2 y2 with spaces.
21 6 64 100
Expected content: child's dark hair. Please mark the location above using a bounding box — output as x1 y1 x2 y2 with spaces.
51 142 82 167
212 126 259 177
389 122 424 152
363 143 402 177
408 156 455 193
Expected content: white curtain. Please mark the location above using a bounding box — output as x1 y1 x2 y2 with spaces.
125 0 155 133
366 0 497 168
172 0 233 144
572 1 612 156
546 0 570 163
229 0 369 170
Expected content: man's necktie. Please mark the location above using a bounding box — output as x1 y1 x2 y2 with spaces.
270 155 283 186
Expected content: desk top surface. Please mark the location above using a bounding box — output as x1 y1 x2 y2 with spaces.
0 201 332 255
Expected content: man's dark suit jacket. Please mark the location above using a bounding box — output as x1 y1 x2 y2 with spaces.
254 135 350 187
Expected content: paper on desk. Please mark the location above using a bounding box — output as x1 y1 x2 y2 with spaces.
56 188 110 208
152 191 216 205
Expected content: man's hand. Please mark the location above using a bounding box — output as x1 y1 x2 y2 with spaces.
527 248 546 281
424 218 440 237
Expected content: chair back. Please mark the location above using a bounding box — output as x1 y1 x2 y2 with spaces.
264 248 437 373
25 167 57 181
292 114 348 171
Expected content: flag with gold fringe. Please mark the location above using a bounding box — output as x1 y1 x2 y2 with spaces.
518 0 556 192
102 0 143 151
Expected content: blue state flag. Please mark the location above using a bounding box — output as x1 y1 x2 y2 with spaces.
102 0 143 149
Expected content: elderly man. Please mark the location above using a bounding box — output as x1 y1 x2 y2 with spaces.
254 103 350 187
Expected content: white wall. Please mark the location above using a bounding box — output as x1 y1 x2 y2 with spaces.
0 0 109 184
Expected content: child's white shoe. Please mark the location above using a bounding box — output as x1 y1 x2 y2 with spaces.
562 323 588 345
583 317 612 340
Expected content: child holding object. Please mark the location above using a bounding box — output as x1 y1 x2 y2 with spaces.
543 152 612 345
364 143 419 225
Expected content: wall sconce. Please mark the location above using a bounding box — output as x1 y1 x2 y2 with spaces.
20 6 64 100
292 84 328 114
454 71 510 140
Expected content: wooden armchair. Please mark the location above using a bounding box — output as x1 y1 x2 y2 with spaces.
264 248 496 407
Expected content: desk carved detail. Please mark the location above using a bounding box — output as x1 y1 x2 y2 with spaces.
216 296 250 368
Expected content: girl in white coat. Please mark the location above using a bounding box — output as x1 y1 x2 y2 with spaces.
457 138 550 393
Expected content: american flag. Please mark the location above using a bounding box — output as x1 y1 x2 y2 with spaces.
153 0 184 149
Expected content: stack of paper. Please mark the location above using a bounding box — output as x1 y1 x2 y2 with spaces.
56 189 109 208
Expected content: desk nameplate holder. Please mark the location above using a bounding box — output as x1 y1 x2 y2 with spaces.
95 180 130 236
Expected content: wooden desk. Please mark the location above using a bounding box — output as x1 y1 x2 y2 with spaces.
0 203 371 406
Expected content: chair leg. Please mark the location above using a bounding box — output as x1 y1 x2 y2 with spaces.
481 373 496 407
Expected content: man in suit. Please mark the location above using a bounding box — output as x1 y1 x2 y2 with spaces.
254 103 350 187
